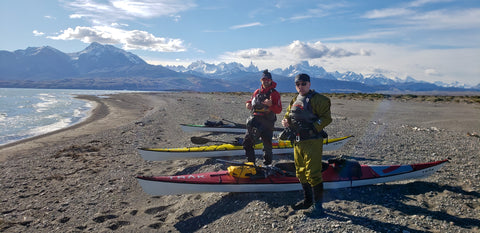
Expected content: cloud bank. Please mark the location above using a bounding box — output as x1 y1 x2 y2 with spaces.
49 26 186 52
222 40 369 61
63 0 196 23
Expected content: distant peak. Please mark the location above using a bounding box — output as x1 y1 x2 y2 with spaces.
88 42 103 47
19 45 64 56
84 42 108 50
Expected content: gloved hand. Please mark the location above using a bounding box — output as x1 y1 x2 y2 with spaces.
279 127 296 141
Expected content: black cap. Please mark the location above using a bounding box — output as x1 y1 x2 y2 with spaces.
262 69 272 79
295 73 310 82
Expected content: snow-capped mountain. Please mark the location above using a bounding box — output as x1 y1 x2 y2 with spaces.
434 80 475 89
168 60 479 92
167 60 259 79
72 42 145 65
70 42 147 73
363 74 397 86
0 46 74 80
0 42 178 80
1 43 478 92
271 61 335 80
173 60 408 87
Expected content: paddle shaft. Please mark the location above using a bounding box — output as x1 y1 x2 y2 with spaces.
190 136 240 145
221 118 285 131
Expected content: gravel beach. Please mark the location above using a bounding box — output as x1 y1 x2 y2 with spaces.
1 92 479 233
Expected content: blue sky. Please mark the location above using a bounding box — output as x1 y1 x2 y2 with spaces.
1 0 479 86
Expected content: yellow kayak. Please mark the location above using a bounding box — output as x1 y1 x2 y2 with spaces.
139 135 353 161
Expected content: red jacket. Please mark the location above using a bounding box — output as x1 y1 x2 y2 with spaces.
246 81 282 114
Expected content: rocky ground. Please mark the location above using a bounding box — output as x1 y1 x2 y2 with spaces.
1 92 479 233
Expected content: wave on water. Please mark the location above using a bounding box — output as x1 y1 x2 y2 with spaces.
34 93 59 113
25 116 73 135
0 88 133 146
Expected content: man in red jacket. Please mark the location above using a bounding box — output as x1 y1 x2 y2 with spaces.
244 69 282 166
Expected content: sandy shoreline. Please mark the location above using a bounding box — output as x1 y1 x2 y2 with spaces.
0 94 140 162
0 95 99 161
1 92 479 232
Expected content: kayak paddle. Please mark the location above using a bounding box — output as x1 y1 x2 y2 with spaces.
190 136 243 145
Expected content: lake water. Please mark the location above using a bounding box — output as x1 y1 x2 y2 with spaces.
0 88 130 146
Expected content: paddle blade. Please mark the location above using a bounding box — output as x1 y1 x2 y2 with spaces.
190 136 211 144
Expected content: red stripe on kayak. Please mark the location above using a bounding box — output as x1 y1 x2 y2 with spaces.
382 165 400 174
411 159 449 170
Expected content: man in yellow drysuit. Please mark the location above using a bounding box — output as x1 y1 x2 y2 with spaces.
282 73 332 217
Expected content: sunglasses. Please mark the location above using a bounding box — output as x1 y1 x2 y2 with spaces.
295 82 308 87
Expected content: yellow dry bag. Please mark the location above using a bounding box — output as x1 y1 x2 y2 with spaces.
228 162 257 178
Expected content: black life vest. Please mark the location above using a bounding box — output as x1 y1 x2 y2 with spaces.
289 91 322 140
290 90 318 128
251 88 274 114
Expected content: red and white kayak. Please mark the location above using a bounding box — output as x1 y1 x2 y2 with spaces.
137 159 448 195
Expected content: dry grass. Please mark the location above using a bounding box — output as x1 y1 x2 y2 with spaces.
318 93 479 104
219 91 480 104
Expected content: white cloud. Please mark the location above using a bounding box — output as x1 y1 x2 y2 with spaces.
363 2 480 31
49 26 119 44
323 29 399 42
220 40 369 69
284 2 348 22
122 30 185 52
407 8 480 30
333 7 480 50
32 30 45 36
230 22 263 30
225 48 272 59
288 40 361 59
424 68 440 76
309 42 480 86
110 0 194 18
363 8 414 19
64 0 196 24
285 15 313 21
69 14 84 19
407 0 453 8
48 26 186 52
363 0 455 20
219 40 479 86
111 22 129 27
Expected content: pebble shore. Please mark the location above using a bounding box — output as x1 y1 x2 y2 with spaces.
1 92 479 232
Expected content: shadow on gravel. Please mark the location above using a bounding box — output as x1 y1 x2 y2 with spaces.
174 181 478 233
325 181 480 232
171 157 477 232
324 209 429 233
173 191 298 232
172 158 221 176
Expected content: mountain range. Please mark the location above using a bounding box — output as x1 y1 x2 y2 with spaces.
1 42 479 93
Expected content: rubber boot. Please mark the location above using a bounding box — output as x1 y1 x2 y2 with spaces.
292 183 313 210
263 151 272 166
307 183 324 217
